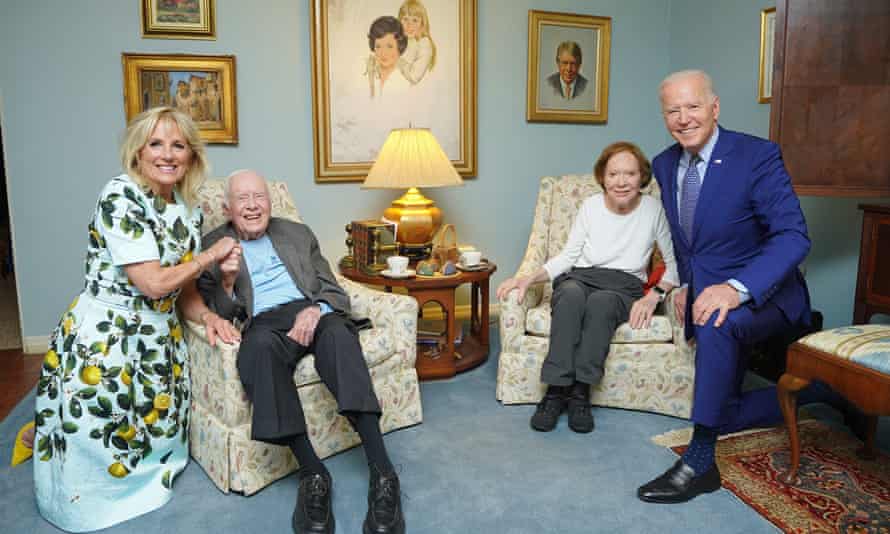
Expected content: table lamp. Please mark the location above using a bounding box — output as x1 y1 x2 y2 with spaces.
363 128 463 259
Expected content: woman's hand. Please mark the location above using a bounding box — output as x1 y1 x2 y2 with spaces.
628 291 660 330
497 276 532 302
202 311 241 347
206 236 238 263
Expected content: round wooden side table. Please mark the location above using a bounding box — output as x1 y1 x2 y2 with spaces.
339 263 497 380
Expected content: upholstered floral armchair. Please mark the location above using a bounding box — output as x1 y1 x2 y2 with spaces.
185 179 423 495
496 174 695 418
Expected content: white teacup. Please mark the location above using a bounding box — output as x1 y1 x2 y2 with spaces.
460 250 482 266
387 255 409 274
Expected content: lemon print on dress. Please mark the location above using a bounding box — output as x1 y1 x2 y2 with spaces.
44 350 60 370
143 409 160 425
80 365 102 386
170 324 183 343
153 394 172 411
108 461 130 478
180 250 194 264
62 315 75 336
121 369 132 386
116 424 137 441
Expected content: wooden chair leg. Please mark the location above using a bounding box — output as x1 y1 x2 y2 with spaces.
858 415 879 460
777 373 811 484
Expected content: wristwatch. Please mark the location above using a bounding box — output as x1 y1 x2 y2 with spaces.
651 286 667 302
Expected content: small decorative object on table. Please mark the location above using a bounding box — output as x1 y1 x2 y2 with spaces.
432 224 460 265
347 220 399 275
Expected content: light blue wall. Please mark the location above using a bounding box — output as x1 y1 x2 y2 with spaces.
0 0 670 338
668 0 888 328
1 0 883 339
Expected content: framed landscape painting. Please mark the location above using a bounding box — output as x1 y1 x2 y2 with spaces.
141 0 216 40
122 53 237 144
310 0 477 182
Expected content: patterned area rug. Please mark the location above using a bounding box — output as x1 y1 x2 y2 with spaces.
654 420 890 533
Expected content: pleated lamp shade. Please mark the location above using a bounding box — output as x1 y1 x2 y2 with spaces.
362 128 463 189
362 128 463 255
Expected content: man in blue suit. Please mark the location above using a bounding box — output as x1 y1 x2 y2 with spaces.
637 70 837 504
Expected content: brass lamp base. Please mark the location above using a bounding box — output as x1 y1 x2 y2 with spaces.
383 187 443 254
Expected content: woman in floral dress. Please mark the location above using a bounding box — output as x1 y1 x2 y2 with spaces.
33 107 240 532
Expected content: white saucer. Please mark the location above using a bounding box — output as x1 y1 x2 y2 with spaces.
381 268 415 279
456 260 490 272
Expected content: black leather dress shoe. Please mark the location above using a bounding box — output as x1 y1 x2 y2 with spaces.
530 393 566 432
292 470 334 534
363 465 405 534
637 460 721 504
567 396 594 433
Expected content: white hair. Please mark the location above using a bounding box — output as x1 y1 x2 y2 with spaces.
223 168 266 207
659 69 717 101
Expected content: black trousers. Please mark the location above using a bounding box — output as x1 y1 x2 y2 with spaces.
236 300 381 444
541 267 644 387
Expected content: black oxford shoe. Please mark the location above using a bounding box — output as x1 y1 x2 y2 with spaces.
567 396 594 433
637 460 721 504
292 470 334 534
530 393 567 432
363 465 405 534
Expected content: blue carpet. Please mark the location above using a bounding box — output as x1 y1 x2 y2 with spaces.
2 328 888 533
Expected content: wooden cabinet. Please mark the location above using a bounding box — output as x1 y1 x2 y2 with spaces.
769 0 890 197
854 204 890 323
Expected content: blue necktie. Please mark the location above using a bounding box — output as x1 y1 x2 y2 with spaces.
679 155 702 241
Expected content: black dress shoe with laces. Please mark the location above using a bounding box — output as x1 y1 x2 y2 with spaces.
363 464 405 534
292 470 334 534
567 396 594 433
530 393 566 432
637 460 721 504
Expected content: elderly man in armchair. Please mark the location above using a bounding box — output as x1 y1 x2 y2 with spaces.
197 169 405 534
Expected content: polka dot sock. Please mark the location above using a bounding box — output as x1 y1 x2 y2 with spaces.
681 424 718 476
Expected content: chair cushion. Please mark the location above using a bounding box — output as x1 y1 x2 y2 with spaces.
798 325 890 375
525 304 673 343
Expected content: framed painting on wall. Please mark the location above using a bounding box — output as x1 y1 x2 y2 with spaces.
141 0 216 40
310 0 477 183
527 10 611 124
122 53 238 144
758 7 776 103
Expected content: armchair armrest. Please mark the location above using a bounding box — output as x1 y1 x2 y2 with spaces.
335 274 419 368
498 259 547 354
664 289 694 353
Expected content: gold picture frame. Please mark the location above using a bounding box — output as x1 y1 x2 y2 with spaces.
527 10 611 124
141 0 216 40
310 0 477 183
122 53 238 144
758 7 776 104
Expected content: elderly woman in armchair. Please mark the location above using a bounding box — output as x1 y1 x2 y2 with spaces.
497 141 678 434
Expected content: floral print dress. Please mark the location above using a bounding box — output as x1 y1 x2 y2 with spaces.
34 174 202 532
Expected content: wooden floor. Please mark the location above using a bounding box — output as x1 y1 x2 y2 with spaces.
0 348 42 421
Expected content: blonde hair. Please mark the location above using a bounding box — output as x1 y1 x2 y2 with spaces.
398 0 437 71
119 106 209 208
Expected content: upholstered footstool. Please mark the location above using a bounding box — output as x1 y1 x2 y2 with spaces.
777 324 890 483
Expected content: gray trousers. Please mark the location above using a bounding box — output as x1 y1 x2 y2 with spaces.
541 267 644 386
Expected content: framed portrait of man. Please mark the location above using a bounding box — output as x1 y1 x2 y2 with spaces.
310 0 477 183
526 10 611 124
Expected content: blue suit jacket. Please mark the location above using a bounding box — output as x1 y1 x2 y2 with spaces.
652 126 812 337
